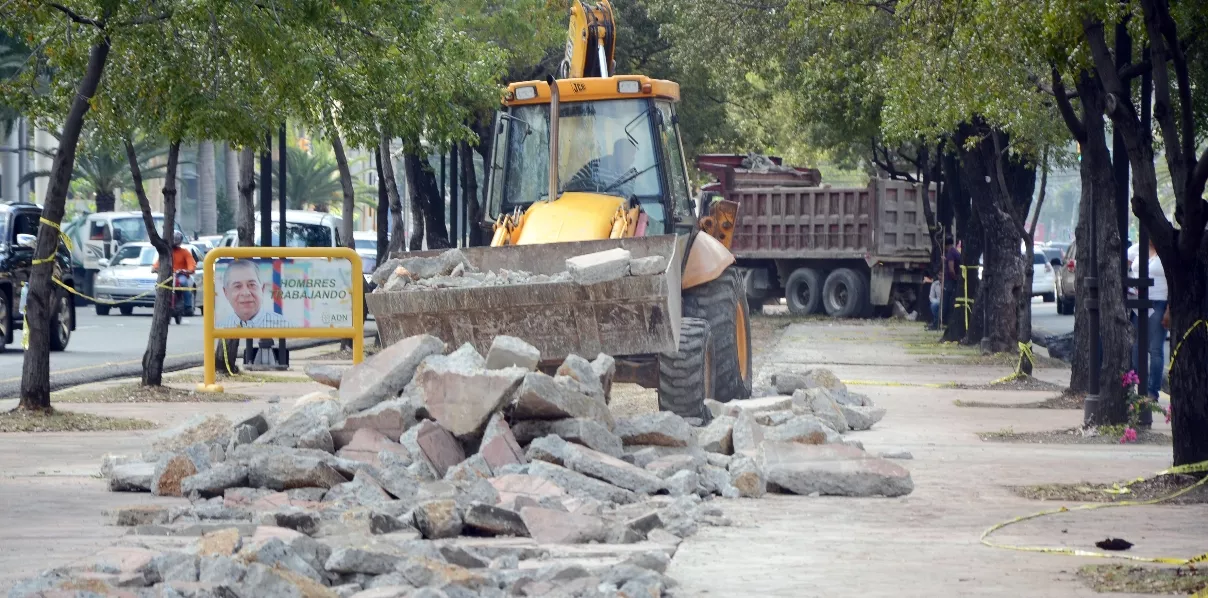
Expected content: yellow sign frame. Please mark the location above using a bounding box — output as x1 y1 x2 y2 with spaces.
198 246 364 393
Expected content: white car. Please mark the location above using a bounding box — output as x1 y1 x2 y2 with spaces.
973 244 1056 302
353 231 379 275
93 242 205 315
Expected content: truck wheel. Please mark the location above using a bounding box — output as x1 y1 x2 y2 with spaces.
683 266 753 403
49 290 72 351
95 304 111 316
0 288 10 348
658 317 713 423
822 268 867 318
785 267 823 315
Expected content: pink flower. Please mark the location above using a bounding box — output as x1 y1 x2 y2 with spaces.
1119 428 1138 443
1165 406 1172 424
1121 370 1140 387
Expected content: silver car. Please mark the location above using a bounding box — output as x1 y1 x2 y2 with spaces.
93 242 205 316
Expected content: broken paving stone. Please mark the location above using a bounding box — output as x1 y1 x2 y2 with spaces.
413 348 526 438
397 555 487 591
325 547 401 575
298 427 335 454
331 399 420 450
229 424 260 451
152 455 198 497
623 551 671 574
730 411 765 457
625 511 663 536
761 442 914 497
511 418 623 459
414 499 463 539
763 415 841 446
591 354 616 403
199 555 248 584
527 460 636 504
560 442 665 494
107 504 171 526
477 413 526 474
613 412 693 448
837 403 887 431
697 465 737 499
443 454 492 483
794 388 850 433
462 503 529 537
367 463 422 502
145 552 200 584
723 395 794 416
247 452 347 491
755 411 795 427
152 414 235 453
566 247 631 285
525 434 571 466
663 470 699 497
485 335 541 371
697 415 735 455
644 454 698 479
240 562 334 598
728 456 766 498
413 420 466 479
440 545 490 569
182 463 249 499
628 255 667 276
556 354 606 402
510 372 614 428
193 528 242 557
340 334 446 413
490 473 567 508
239 537 324 582
256 400 344 449
335 428 410 466
705 453 732 469
323 474 393 509
306 364 349 389
647 528 682 547
519 507 607 544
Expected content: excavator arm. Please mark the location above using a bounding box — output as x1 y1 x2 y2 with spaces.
559 0 616 79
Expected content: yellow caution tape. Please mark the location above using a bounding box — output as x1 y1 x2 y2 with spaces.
844 380 950 389
990 342 1036 385
982 460 1208 565
1168 320 1205 374
31 217 73 266
50 276 197 306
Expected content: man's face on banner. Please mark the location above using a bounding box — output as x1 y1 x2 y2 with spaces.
223 262 263 322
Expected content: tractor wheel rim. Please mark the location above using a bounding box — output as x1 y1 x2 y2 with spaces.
736 301 749 381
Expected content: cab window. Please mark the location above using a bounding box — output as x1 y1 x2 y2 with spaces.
655 101 692 222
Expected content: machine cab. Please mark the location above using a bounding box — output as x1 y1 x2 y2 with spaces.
484 75 696 243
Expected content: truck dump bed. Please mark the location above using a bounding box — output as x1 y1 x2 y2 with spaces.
366 236 683 362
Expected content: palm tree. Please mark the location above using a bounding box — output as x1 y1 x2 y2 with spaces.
274 145 344 211
0 32 30 135
21 131 169 212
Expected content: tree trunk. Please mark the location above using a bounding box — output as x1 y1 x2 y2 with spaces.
94 189 117 213
128 141 180 387
379 133 407 255
1017 152 1048 376
406 152 449 250
237 148 256 247
1168 262 1208 466
941 150 977 342
460 142 483 247
330 131 355 250
225 143 240 219
375 148 389 260
19 39 110 412
198 140 217 235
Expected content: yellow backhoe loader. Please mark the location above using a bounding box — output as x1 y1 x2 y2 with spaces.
366 0 752 420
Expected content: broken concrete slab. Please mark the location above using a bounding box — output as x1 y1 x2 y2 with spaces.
413 348 526 439
721 396 794 417
490 474 567 509
306 364 348 389
613 412 692 448
527 460 637 505
109 462 156 492
152 455 198 497
761 442 914 497
794 388 850 433
462 503 530 538
340 334 446 413
663 470 698 497
838 403 887 431
628 255 667 276
763 415 841 445
728 456 766 498
560 442 665 495
511 419 623 459
255 400 344 449
510 372 614 428
644 454 697 479
324 546 401 575
247 452 347 491
556 354 606 402
696 415 735 455
413 421 466 478
330 399 420 450
181 463 249 499
413 499 464 539
565 248 631 286
519 507 608 544
591 354 615 403
299 427 335 454
773 368 849 397
335 428 411 466
443 454 492 483
152 414 235 454
485 336 541 371
524 434 571 466
730 410 765 457
478 414 526 474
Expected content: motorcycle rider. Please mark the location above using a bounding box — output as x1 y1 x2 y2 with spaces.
152 231 197 314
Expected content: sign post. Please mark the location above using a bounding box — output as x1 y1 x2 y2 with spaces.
198 246 364 393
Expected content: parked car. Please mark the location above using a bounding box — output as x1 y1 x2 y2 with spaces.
353 231 378 274
1053 239 1077 315
93 243 205 316
1031 245 1056 302
0 201 77 350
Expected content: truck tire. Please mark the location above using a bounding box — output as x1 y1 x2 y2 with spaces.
658 317 713 423
822 268 867 318
785 267 823 315
49 290 72 351
95 304 111 316
683 266 753 403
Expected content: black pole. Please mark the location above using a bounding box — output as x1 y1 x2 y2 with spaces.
1137 49 1154 427
1114 21 1132 285
249 134 273 365
375 149 389 262
449 147 459 247
278 124 288 367
1084 169 1103 423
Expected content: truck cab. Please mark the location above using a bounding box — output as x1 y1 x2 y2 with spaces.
79 211 187 299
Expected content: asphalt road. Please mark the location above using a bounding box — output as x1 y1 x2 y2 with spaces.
1031 299 1073 338
0 307 375 398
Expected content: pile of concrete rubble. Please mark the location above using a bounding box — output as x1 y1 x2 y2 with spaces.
371 248 667 293
12 335 912 598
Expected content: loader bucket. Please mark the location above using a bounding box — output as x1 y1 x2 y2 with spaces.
366 235 684 363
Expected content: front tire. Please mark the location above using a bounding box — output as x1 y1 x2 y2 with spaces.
683 266 753 403
95 304 111 316
658 317 713 423
1043 292 1055 303
49 291 72 351
822 268 868 318
119 305 134 316
0 288 10 349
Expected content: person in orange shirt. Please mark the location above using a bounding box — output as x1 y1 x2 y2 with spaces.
153 231 197 313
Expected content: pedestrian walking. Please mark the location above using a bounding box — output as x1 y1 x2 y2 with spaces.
926 276 942 330
1131 239 1170 400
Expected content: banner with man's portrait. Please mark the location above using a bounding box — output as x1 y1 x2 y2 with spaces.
212 257 355 329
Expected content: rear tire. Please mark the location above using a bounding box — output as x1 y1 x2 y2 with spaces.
49 291 72 352
1042 292 1055 303
822 268 867 318
742 268 767 309
658 317 713 423
785 267 823 315
119 305 133 316
0 288 10 349
683 266 753 403
95 304 111 316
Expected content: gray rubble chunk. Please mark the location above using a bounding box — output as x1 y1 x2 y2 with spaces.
413 499 463 539
663 470 699 497
239 562 328 596
880 450 913 460
306 364 348 389
199 555 247 583
396 249 471 280
330 399 420 450
413 348 526 438
764 415 841 445
698 464 737 498
773 368 849 397
299 427 335 453
462 503 529 537
838 404 887 431
229 424 260 451
511 419 623 458
510 372 614 428
722 396 794 416
325 547 400 575
147 552 200 583
255 400 344 449
527 460 636 504
443 454 492 482
181 463 249 498
524 434 571 466
730 410 765 457
340 334 446 413
238 537 324 582
614 412 693 447
324 473 393 508
411 420 466 478
152 414 234 453
628 255 667 276
644 453 698 479
485 336 541 371
556 354 606 402
728 456 767 498
519 507 607 544
762 442 913 497
623 551 671 574
440 545 489 569
109 462 156 492
565 248 631 285
794 388 850 433
477 413 526 474
152 455 198 497
247 452 347 490
560 442 665 494
591 354 616 402
697 415 735 455
371 257 403 286
706 453 733 469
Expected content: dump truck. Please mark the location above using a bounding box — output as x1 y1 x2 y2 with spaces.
696 154 934 318
366 0 752 421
